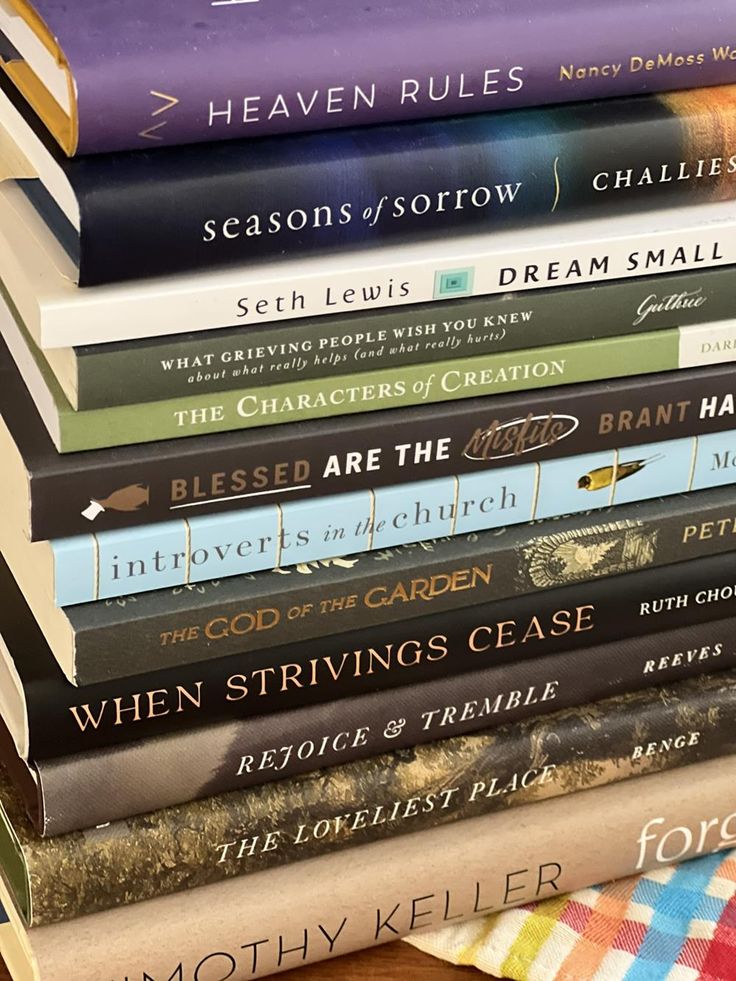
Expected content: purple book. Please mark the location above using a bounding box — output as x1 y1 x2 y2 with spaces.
4 0 736 155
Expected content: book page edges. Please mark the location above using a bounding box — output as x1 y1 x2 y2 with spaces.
0 636 26 763
0 0 76 155
0 84 80 228
0 287 62 451
0 417 75 684
0 872 35 981
0 787 31 926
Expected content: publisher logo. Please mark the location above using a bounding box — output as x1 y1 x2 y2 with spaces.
462 413 579 461
434 267 475 299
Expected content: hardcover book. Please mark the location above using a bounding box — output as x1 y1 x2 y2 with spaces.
2 0 735 155
2 671 735 926
1 178 734 348
3 545 736 761
0 758 732 981
5 425 736 607
13 606 736 836
13 483 736 688
6 326 736 544
44 265 736 411
3 76 736 285
7 287 736 451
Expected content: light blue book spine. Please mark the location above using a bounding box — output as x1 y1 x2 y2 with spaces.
52 429 735 606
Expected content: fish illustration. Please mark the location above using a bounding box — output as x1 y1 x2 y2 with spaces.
577 454 665 492
81 484 150 520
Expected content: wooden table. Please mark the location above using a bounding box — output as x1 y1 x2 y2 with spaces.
1 944 497 979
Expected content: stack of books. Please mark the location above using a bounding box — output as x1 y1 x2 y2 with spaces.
0 1 735 978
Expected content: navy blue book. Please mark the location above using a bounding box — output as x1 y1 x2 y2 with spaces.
3 71 735 284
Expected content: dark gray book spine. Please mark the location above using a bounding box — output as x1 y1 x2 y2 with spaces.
73 265 736 408
69 487 736 683
33 615 736 835
8 547 736 760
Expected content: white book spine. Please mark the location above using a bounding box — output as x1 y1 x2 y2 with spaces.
45 228 736 348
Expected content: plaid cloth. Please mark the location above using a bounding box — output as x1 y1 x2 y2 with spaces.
405 851 736 980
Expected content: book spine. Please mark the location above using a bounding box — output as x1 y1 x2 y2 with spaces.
72 265 736 410
25 194 736 348
52 326 722 451
36 611 736 836
18 757 736 981
23 557 736 757
17 669 736 926
72 87 736 286
68 0 736 153
50 427 736 605
28 361 736 541
70 489 736 685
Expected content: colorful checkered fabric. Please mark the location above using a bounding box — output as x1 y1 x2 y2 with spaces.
405 851 736 980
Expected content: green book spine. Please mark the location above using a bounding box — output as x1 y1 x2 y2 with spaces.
70 266 736 409
28 325 705 451
3 670 736 926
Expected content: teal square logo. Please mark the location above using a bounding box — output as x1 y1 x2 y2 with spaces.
434 267 474 299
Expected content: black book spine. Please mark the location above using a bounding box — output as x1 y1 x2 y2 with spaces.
71 488 736 684
73 265 736 409
29 363 736 540
37 617 736 835
20 550 736 758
